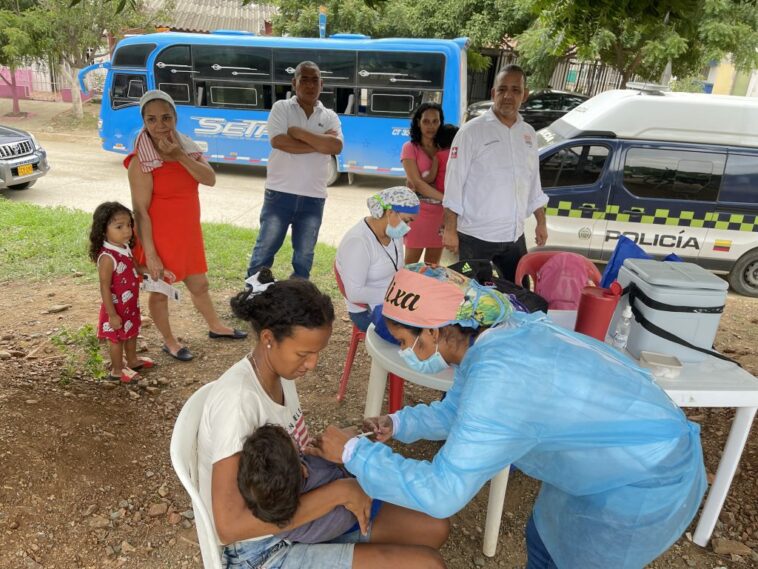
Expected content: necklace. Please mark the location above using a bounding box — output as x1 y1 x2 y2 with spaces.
364 219 399 271
248 352 283 403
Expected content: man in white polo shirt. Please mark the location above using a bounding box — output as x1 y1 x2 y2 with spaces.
443 64 548 283
246 61 343 280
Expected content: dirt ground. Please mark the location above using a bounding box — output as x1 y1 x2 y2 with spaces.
0 277 756 569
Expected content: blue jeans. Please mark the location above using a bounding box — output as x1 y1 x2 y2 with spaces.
222 524 371 569
247 189 325 280
525 513 558 569
348 310 372 332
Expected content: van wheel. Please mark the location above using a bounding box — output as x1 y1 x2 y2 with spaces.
8 180 35 190
728 249 758 297
326 156 343 187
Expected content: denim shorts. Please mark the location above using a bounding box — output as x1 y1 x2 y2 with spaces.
222 522 372 569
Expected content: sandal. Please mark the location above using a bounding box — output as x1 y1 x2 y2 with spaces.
208 328 248 340
107 368 140 384
162 344 193 362
130 357 156 371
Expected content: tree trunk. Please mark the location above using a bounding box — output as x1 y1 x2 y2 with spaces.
61 60 83 120
1 66 23 115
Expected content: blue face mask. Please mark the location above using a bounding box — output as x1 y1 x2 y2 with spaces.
399 335 449 374
386 219 410 239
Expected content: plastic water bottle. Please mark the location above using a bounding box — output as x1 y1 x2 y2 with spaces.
611 305 633 350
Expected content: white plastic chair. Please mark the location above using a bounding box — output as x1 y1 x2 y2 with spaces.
170 382 223 569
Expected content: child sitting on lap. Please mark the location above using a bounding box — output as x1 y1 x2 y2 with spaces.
238 424 368 543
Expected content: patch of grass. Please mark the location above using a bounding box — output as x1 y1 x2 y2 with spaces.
50 324 106 382
0 199 339 297
46 102 100 133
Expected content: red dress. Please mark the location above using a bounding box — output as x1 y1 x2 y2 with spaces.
125 154 208 282
97 243 141 343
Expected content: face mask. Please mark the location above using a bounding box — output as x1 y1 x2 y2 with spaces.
386 219 411 239
399 335 449 374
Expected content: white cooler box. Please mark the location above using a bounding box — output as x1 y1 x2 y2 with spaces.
610 259 728 363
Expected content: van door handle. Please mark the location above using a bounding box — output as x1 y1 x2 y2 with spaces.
579 203 598 212
622 208 644 216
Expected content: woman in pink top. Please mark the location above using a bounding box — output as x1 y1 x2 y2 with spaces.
400 103 445 265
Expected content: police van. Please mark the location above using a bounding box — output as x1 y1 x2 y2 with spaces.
529 88 758 297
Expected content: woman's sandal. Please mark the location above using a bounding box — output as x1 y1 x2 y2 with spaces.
162 344 193 362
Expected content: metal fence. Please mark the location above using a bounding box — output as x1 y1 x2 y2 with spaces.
549 59 636 96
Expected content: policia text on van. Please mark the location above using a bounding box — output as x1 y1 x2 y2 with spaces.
528 88 758 297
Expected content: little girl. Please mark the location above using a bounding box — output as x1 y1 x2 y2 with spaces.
89 201 154 383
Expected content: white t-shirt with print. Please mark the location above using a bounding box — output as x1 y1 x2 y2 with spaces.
197 357 309 544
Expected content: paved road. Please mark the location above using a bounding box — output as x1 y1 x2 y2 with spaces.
1 132 396 247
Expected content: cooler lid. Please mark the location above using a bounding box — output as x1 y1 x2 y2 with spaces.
622 259 728 291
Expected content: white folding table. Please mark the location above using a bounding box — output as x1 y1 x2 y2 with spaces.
362 316 758 557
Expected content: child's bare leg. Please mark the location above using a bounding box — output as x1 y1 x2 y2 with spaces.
109 341 124 377
124 336 139 369
404 248 424 265
368 503 449 549
423 247 443 265
352 544 445 569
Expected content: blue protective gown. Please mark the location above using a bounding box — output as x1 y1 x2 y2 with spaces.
346 312 706 569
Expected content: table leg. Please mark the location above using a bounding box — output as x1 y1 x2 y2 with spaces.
693 406 757 547
364 359 389 419
483 466 510 557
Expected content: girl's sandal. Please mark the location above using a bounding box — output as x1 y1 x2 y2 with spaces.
130 357 156 372
107 368 140 384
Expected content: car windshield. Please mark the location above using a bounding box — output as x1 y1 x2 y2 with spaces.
537 126 566 150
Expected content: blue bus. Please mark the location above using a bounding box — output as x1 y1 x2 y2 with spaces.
79 31 469 185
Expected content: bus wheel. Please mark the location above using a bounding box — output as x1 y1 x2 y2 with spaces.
326 156 343 187
728 249 758 297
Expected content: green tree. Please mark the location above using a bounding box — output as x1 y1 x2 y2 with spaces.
517 0 758 87
272 0 534 71
0 1 46 115
38 0 155 119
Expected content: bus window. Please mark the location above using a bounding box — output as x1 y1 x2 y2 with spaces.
357 51 444 89
112 44 156 68
111 73 145 109
208 84 265 108
273 49 356 85
155 45 194 105
369 91 414 115
193 45 272 80
193 45 273 110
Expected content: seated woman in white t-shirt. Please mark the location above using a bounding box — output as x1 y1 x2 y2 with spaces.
336 187 420 332
196 269 448 569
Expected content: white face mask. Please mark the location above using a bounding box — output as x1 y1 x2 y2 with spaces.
387 219 411 239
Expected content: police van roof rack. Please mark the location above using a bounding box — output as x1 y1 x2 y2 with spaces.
626 82 670 96
575 130 616 139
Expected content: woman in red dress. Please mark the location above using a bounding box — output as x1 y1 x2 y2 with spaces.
127 90 246 362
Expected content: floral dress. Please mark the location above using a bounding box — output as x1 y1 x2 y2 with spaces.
97 242 141 343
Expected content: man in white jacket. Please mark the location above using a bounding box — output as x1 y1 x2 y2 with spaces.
443 64 548 282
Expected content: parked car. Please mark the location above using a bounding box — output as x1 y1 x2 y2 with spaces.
464 90 589 130
0 126 50 190
527 88 758 297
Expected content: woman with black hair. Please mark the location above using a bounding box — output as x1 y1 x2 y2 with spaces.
401 102 445 265
127 90 245 364
196 270 449 569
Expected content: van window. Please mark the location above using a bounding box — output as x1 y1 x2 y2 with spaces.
155 45 193 104
623 148 725 202
112 44 156 68
720 154 758 205
540 144 609 188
